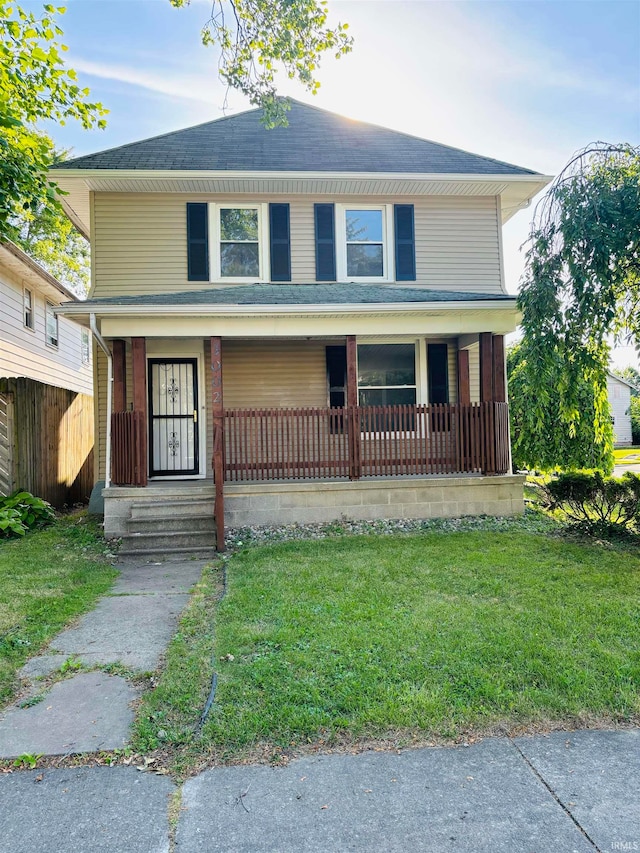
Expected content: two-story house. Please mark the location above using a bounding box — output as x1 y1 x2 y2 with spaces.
54 100 551 553
0 241 94 505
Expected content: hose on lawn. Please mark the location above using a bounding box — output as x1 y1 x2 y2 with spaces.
196 557 227 733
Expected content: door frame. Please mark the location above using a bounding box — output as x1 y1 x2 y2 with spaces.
146 346 207 480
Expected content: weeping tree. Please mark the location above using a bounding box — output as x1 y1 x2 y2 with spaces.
516 143 640 471
170 0 353 126
508 342 614 473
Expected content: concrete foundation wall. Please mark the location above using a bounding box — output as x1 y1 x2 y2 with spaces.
224 475 525 528
103 476 525 538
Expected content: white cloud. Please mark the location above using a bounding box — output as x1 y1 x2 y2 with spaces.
72 56 232 108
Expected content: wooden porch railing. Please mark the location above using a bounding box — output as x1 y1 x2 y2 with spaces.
223 402 510 483
111 410 147 486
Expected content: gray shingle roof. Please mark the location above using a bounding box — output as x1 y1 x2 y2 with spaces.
56 100 539 176
79 284 516 308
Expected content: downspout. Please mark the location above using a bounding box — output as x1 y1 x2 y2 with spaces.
90 314 112 489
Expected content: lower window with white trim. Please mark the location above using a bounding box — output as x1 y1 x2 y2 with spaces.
357 343 417 406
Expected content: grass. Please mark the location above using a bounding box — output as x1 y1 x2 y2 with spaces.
0 513 117 706
134 528 640 770
613 447 640 464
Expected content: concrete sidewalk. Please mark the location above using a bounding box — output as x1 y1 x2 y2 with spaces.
0 558 205 758
1 729 638 852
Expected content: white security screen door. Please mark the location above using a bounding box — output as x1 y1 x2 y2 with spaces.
149 359 199 476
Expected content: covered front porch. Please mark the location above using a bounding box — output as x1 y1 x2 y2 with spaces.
103 331 516 550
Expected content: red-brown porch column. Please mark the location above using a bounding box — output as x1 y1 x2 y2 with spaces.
210 336 225 551
492 334 506 403
457 349 471 405
131 337 148 486
479 333 495 474
479 332 494 403
345 335 361 480
112 339 127 413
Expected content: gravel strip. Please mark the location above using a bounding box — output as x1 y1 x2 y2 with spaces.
225 508 560 550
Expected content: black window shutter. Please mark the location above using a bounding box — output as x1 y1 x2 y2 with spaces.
269 203 291 282
186 203 209 282
427 343 449 404
314 203 336 281
394 204 416 281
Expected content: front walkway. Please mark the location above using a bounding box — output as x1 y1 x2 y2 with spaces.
0 558 205 757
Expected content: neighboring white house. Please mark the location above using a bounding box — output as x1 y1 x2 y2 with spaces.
0 241 94 505
0 240 92 396
607 371 635 446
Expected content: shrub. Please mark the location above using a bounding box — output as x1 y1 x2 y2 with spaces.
539 470 640 537
0 491 55 538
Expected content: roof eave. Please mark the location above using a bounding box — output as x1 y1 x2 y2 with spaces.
0 241 79 302
51 170 551 238
57 298 517 319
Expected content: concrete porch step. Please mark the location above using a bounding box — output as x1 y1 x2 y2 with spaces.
119 530 216 554
127 514 214 535
118 545 217 558
129 498 215 521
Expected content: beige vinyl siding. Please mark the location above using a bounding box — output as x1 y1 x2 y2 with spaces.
0 263 93 396
221 340 328 408
468 342 480 403
92 193 503 297
447 341 458 403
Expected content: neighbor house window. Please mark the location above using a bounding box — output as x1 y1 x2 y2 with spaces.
45 302 58 348
209 204 267 281
81 328 90 364
23 288 33 329
337 205 392 281
357 343 416 406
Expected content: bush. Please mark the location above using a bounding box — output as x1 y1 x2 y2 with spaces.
0 491 55 539
539 470 640 537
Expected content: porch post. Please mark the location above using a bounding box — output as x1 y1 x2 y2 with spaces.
492 335 506 403
131 337 148 486
456 349 471 405
479 333 495 475
210 336 225 551
112 339 127 413
346 335 361 480
479 332 493 402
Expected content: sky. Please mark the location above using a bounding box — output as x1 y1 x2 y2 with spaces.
26 0 640 368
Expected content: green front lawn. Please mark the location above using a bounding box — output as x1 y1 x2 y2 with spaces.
0 514 117 705
135 530 640 769
614 447 640 464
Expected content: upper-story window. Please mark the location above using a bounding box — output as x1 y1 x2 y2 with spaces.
211 204 268 282
188 202 280 283
81 328 91 364
218 207 261 278
45 302 58 348
337 205 393 282
23 288 34 330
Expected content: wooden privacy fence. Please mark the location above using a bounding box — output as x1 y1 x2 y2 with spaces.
224 402 510 483
111 411 147 486
0 378 94 506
